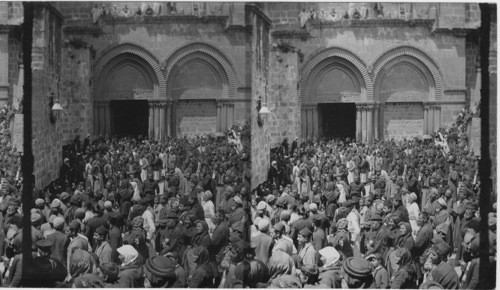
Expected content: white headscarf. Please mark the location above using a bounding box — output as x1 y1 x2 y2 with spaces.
318 246 340 268
117 245 138 267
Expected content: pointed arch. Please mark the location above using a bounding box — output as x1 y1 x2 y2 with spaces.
92 43 166 99
371 45 443 100
163 42 237 99
300 47 372 103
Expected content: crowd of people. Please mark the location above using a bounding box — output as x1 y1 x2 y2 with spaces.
0 118 496 288
257 135 495 289
0 129 256 288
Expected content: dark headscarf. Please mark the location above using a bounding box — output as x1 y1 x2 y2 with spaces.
396 247 415 275
70 249 96 280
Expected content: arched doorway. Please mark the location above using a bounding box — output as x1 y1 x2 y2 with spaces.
93 44 167 139
170 55 224 137
301 52 369 141
165 44 237 138
372 46 444 140
374 56 435 140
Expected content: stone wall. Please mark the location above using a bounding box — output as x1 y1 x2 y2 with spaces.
234 100 251 127
267 50 301 148
264 3 480 30
32 4 65 188
250 7 271 189
8 31 21 108
175 100 217 137
267 5 473 141
465 33 480 109
441 104 463 127
383 102 423 140
59 46 93 144
488 5 496 192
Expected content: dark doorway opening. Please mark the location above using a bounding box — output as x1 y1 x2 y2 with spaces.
319 103 356 139
110 100 149 138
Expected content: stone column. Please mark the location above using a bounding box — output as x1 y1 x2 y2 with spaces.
356 104 362 142
312 106 318 139
220 101 227 132
216 101 222 132
226 102 235 130
301 107 307 140
379 104 385 140
93 102 99 137
148 101 155 139
423 103 428 134
154 101 162 140
166 100 172 137
433 104 441 131
366 104 373 143
171 101 177 137
307 105 314 140
374 103 379 141
361 105 367 143
159 101 166 140
428 104 434 134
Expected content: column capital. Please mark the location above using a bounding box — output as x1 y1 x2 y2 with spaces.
303 104 316 110
365 103 376 110
356 103 365 111
217 99 226 107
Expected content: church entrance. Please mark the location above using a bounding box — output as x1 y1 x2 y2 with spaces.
110 100 149 138
319 103 356 140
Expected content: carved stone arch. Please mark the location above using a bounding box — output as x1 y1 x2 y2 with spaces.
92 43 166 99
371 46 443 101
163 42 237 99
300 47 372 103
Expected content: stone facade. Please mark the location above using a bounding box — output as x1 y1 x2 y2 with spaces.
175 100 217 137
250 6 271 188
383 102 423 139
267 50 301 148
31 4 65 188
264 2 480 143
2 2 493 191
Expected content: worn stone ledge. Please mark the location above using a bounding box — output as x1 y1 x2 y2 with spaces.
101 15 228 25
63 25 105 35
432 27 477 37
271 30 313 40
309 18 434 29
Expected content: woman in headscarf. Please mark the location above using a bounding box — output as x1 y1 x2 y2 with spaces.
267 250 296 282
125 216 149 261
327 218 352 258
192 220 211 249
117 245 144 288
201 190 215 232
395 222 415 253
188 246 214 288
391 247 417 289
317 246 342 288
68 249 97 283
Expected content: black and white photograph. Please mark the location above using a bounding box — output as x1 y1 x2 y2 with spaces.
0 1 496 288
